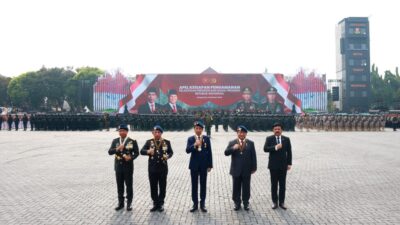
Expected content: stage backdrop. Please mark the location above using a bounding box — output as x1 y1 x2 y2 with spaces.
118 73 302 114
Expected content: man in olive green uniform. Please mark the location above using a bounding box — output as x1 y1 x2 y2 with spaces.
261 87 284 114
108 124 139 211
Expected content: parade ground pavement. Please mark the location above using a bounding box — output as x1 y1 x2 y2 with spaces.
1 129 400 225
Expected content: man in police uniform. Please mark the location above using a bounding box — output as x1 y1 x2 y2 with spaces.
138 87 162 114
262 87 284 114
224 125 257 211
186 121 213 212
263 122 292 210
140 125 174 212
108 124 139 211
235 87 258 112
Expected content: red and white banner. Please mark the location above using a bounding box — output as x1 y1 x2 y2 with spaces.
118 73 302 114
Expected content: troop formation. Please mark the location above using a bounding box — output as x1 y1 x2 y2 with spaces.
108 122 292 213
296 114 387 131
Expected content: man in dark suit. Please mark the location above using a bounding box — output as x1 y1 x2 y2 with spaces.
140 125 173 212
263 122 292 210
162 89 182 113
108 124 139 211
186 121 213 213
224 125 257 211
138 87 162 114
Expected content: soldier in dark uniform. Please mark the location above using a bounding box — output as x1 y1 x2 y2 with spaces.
108 124 139 211
224 126 257 211
263 122 292 210
393 116 399 131
204 113 213 137
138 87 162 114
22 114 28 131
140 125 173 212
14 115 20 131
261 87 284 114
186 121 213 213
235 87 258 113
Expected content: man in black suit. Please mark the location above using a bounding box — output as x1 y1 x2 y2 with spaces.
108 124 139 211
140 125 173 212
224 125 257 211
163 89 182 113
138 87 162 114
263 122 292 210
186 121 213 213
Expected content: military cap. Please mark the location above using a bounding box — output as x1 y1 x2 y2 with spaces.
241 87 252 94
153 125 164 133
168 89 178 96
237 125 248 133
147 87 157 94
194 121 205 128
118 124 129 131
267 87 278 94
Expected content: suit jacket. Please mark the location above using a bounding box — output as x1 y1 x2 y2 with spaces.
138 102 162 114
108 137 139 172
186 135 213 172
263 135 292 170
140 138 173 174
162 103 182 113
224 139 257 177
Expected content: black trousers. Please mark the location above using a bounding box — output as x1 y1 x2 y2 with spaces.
270 169 287 204
115 170 133 204
232 175 251 205
191 170 208 206
149 172 167 206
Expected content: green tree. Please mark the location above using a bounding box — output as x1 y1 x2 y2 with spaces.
65 67 104 111
7 67 75 111
0 74 11 106
370 64 400 110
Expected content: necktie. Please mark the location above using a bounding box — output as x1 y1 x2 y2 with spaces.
277 136 280 144
173 105 177 113
151 104 155 112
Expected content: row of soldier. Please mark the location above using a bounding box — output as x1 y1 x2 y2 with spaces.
0 113 296 134
296 114 387 132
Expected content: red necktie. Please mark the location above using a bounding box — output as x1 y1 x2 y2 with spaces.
173 105 177 113
151 104 155 112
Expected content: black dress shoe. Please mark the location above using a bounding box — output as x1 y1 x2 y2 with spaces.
200 206 207 212
127 204 132 211
244 205 249 211
115 204 124 211
234 204 241 211
150 205 159 212
190 206 198 213
272 203 278 209
158 205 164 212
279 203 287 210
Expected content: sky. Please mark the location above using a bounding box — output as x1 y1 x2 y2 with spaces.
0 0 398 79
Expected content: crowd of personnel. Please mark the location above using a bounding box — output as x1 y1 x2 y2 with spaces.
1 111 398 132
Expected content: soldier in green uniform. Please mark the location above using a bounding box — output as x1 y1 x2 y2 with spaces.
140 125 174 212
235 87 258 113
108 124 139 211
261 87 284 114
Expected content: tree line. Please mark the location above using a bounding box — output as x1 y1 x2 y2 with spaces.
0 67 103 112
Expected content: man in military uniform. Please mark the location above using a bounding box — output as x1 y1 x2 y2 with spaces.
138 87 162 114
186 121 213 213
235 87 258 113
140 125 174 212
162 89 182 113
224 125 257 211
261 87 284 114
108 124 139 211
22 114 28 131
263 122 292 210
